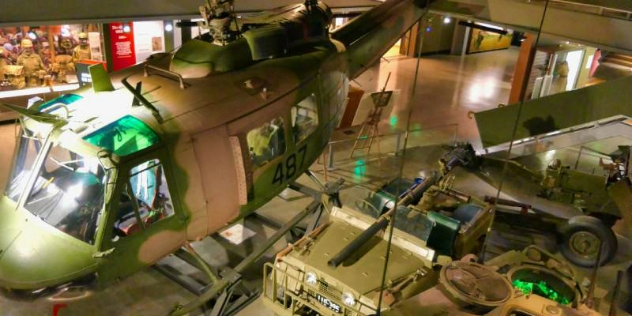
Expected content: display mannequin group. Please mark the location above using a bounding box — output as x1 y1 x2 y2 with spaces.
0 47 6 80
16 39 45 87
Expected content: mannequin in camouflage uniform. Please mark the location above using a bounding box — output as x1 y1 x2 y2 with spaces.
73 32 91 62
0 47 6 80
17 39 45 87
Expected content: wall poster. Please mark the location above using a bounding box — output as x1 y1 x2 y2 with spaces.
109 23 136 71
467 26 513 54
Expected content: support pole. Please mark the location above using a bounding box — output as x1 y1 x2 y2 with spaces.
327 143 335 170
585 241 603 309
609 270 624 316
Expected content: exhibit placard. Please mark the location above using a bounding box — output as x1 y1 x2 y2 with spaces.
133 21 165 63
109 23 136 71
88 32 103 62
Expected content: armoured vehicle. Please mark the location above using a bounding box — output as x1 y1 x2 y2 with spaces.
0 0 429 313
382 246 604 316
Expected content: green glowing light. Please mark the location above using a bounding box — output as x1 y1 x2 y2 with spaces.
354 159 366 180
389 115 398 127
512 279 570 305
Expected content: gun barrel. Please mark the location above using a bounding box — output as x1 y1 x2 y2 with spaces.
327 173 438 268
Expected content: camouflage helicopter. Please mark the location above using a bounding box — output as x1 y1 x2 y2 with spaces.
0 0 428 314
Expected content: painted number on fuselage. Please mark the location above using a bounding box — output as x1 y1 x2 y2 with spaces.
273 145 308 185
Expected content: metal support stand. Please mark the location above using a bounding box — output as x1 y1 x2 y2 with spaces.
165 178 344 316
327 143 335 171
285 172 343 239
395 132 402 156
207 269 258 316
154 249 258 316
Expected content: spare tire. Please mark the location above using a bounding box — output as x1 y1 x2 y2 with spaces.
558 215 617 268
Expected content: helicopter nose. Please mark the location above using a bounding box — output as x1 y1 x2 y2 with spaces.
0 196 97 300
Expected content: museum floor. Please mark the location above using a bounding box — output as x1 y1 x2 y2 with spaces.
1 47 630 316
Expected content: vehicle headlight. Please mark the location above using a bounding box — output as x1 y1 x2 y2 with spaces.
342 292 356 306
305 271 318 286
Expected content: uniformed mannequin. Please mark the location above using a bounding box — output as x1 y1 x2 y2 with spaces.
58 36 74 55
73 32 91 62
17 39 45 87
0 47 7 80
51 54 74 83
552 60 569 94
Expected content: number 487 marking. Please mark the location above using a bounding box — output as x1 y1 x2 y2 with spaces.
273 145 307 185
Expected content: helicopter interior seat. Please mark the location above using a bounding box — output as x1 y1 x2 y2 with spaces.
113 173 162 238
268 121 285 157
294 113 315 137
113 195 137 237
114 194 156 237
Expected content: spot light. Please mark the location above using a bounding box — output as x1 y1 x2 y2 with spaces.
165 23 173 32
123 24 131 33
61 25 71 37
443 17 452 24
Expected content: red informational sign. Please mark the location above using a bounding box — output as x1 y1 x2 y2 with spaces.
109 23 136 71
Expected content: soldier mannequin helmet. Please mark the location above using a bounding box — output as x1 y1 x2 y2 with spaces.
21 39 34 49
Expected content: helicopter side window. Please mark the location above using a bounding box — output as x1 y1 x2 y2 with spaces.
5 128 44 202
113 159 174 239
291 94 319 143
246 116 286 168
23 143 106 245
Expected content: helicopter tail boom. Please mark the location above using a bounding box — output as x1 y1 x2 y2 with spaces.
332 0 431 79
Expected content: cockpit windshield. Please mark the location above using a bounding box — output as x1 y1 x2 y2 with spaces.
83 115 159 156
23 143 107 245
5 127 45 202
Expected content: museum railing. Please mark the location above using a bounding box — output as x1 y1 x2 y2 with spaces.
314 122 459 183
525 0 632 21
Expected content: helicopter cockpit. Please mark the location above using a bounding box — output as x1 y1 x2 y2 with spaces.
6 129 107 245
0 96 180 299
5 99 164 244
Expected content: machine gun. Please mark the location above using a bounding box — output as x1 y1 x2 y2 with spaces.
439 143 478 174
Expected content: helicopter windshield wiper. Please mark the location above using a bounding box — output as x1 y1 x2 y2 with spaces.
0 103 67 125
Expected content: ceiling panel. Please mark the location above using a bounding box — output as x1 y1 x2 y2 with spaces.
0 0 378 26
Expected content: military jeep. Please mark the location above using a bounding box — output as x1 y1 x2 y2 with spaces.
262 178 493 315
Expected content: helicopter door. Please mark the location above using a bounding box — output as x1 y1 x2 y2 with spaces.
96 149 185 285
